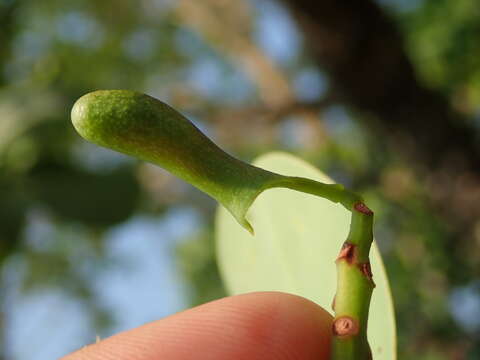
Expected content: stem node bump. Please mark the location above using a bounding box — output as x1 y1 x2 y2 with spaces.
332 316 359 337
337 242 355 263
354 202 373 215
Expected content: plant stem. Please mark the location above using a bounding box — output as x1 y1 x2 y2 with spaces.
269 176 375 358
332 202 374 360
268 176 364 211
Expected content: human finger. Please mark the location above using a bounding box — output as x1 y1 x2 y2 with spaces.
63 291 332 360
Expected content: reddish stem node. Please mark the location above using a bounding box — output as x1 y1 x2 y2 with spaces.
332 316 359 337
337 242 355 263
354 202 373 215
358 262 376 287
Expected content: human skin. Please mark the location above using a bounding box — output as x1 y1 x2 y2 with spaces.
62 292 332 360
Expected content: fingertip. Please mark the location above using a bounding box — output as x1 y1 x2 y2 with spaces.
64 292 332 360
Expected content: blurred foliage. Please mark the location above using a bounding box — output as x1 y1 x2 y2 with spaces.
402 0 480 116
0 0 479 359
177 228 227 307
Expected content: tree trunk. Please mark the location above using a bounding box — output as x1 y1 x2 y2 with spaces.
281 0 480 172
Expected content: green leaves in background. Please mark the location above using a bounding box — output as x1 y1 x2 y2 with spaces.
31 163 140 227
0 179 27 260
216 152 396 359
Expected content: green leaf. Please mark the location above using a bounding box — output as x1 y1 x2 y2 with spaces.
216 152 396 360
71 90 283 233
72 90 363 233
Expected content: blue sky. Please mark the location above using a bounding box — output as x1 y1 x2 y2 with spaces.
4 209 198 359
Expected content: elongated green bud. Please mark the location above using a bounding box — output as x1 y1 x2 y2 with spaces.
71 90 361 232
